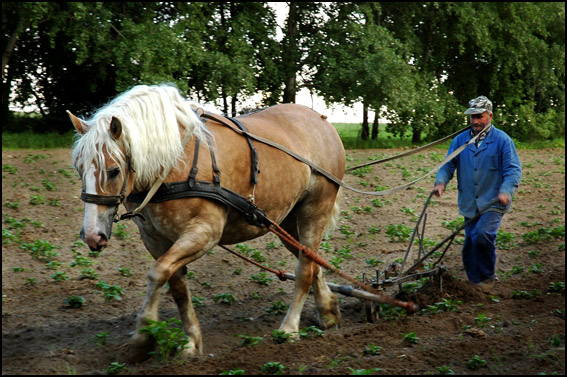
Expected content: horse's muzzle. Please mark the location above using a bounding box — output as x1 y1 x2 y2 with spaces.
81 227 109 251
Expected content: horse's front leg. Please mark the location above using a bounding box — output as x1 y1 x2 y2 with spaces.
168 268 202 357
129 221 221 362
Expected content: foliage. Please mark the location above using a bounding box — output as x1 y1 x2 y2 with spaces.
2 2 563 143
466 355 487 370
261 361 286 375
63 295 85 308
271 329 292 344
138 318 190 363
103 362 126 375
236 333 263 347
93 332 110 347
363 343 383 356
95 281 124 301
20 240 60 262
213 293 236 305
298 326 324 339
219 369 246 375
385 224 413 242
401 331 419 344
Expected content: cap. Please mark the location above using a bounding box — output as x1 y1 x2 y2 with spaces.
464 96 493 115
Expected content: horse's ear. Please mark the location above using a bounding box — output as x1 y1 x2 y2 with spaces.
67 110 88 135
109 117 122 140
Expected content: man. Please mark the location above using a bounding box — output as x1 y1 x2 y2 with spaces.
433 96 522 293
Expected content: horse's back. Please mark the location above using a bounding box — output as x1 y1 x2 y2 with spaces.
237 104 345 179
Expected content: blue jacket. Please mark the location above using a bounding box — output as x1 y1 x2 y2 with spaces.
435 125 522 218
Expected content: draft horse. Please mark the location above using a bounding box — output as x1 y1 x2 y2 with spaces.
70 84 345 361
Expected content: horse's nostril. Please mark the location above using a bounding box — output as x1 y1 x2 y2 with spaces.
98 231 108 242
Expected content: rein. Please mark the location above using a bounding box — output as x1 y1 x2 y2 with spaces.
345 125 470 172
201 112 484 197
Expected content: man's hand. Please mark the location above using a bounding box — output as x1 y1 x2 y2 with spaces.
433 184 445 197
498 192 511 205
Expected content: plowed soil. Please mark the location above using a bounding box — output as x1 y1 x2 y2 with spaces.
2 147 564 375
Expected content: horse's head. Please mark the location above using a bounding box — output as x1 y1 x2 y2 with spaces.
69 111 133 251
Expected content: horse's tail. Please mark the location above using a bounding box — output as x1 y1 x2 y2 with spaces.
324 187 342 237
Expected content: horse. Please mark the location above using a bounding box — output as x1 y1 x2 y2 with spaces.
69 84 345 361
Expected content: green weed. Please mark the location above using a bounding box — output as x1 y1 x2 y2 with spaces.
474 313 492 327
363 343 383 355
63 295 85 308
51 271 69 282
219 369 245 375
548 281 565 292
401 331 419 344
250 272 273 286
93 332 110 347
138 318 190 363
261 361 285 375
348 368 382 375
298 326 324 339
236 333 263 347
95 281 123 301
103 361 126 375
213 293 236 305
271 329 293 344
385 224 413 242
265 301 288 315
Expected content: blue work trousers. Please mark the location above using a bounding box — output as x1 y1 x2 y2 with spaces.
462 211 504 284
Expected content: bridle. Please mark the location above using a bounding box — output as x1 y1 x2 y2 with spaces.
79 156 140 222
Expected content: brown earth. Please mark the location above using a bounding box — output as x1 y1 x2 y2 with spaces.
2 147 565 375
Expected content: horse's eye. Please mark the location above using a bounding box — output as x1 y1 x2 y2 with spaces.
108 168 120 179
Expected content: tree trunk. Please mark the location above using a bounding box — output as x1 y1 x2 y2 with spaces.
2 18 23 81
282 2 298 103
361 102 369 140
372 113 379 139
231 96 237 117
412 129 422 144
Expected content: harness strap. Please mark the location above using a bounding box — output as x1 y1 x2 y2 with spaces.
81 192 123 206
225 116 260 185
189 138 200 188
127 180 271 228
205 132 221 185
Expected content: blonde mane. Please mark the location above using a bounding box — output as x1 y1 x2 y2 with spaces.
72 84 208 192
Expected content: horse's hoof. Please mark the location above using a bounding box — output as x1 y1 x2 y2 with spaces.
318 311 343 330
120 341 155 364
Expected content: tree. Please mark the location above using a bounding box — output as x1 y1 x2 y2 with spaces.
400 2 565 141
185 3 279 115
309 2 417 140
280 2 325 103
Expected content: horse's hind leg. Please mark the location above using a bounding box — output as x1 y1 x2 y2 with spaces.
278 189 342 334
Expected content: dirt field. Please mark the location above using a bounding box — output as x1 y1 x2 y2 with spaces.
2 147 564 375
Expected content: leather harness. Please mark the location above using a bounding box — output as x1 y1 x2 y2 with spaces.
82 108 483 227
126 114 270 228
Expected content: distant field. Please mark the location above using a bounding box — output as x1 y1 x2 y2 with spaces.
1 124 563 150
1 123 419 150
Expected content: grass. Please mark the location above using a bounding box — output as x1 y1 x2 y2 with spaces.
2 123 564 150
331 123 564 150
2 131 76 149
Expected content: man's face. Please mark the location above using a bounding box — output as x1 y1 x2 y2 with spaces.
470 111 493 134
